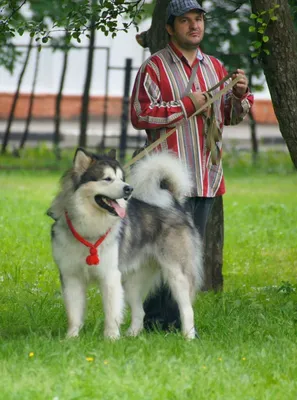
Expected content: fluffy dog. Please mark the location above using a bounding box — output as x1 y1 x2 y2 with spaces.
48 148 203 339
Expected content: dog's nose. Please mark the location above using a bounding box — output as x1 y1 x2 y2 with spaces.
123 185 133 196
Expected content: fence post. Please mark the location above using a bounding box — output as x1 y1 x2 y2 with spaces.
119 58 132 163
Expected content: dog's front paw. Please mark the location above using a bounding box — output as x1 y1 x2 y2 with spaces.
104 328 120 340
126 325 143 337
66 326 80 338
183 327 196 340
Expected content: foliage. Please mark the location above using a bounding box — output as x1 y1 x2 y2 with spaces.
1 0 296 71
249 4 280 58
141 0 156 19
1 160 297 398
201 1 263 85
0 0 145 69
248 0 297 64
288 0 297 28
223 149 296 176
0 146 294 174
0 0 25 71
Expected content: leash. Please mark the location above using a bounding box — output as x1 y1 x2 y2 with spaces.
123 70 241 172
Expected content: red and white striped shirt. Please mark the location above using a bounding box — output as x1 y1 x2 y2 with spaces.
130 43 254 197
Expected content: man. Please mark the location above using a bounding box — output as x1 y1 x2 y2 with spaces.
130 0 254 331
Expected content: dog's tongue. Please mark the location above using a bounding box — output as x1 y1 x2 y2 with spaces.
109 200 126 218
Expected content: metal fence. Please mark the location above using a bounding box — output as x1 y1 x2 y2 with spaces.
0 43 149 160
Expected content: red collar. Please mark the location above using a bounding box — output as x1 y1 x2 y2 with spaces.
65 211 111 266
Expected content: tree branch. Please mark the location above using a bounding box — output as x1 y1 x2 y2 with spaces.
4 0 27 23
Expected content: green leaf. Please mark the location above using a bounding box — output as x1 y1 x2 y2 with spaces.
253 41 262 49
271 16 278 21
251 53 258 58
256 18 263 23
263 36 269 42
263 48 270 55
250 13 257 19
249 26 256 32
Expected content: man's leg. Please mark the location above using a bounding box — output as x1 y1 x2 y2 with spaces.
185 197 216 238
143 196 216 331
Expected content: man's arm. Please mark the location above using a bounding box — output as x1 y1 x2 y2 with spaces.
130 61 206 130
224 69 254 126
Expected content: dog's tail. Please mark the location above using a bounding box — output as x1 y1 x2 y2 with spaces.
128 152 192 207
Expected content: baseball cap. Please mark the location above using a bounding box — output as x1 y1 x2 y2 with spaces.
166 0 206 23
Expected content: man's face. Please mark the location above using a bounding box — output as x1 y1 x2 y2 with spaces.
166 11 205 50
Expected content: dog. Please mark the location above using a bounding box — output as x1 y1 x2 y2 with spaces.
47 148 203 339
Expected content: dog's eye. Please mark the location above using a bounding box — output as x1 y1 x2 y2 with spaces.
104 177 112 182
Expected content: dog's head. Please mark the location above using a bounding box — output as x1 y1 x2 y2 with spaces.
68 148 133 219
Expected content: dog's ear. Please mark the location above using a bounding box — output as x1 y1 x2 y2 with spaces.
73 148 92 174
107 149 116 160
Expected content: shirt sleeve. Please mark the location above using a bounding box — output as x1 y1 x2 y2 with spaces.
223 67 254 126
130 60 196 130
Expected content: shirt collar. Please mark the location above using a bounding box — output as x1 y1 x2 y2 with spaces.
168 42 204 64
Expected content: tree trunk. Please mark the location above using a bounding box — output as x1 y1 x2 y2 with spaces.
144 0 168 54
79 19 96 148
54 39 69 160
1 37 33 154
144 0 224 291
249 109 258 162
250 0 297 168
19 47 40 150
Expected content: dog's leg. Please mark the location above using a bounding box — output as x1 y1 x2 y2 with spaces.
62 274 87 338
123 267 160 337
100 268 124 340
163 266 195 340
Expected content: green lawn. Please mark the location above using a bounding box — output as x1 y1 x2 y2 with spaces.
1 150 297 399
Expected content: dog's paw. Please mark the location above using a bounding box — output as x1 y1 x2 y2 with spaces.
66 327 80 338
126 325 143 337
183 327 197 340
104 328 120 340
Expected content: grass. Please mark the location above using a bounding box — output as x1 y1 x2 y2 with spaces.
1 149 297 399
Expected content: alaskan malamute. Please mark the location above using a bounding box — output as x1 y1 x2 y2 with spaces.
48 148 203 339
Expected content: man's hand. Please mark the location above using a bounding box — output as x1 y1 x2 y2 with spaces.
232 69 248 98
188 91 208 109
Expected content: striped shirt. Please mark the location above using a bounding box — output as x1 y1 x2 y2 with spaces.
130 42 254 197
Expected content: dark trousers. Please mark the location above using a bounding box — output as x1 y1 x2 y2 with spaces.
143 197 215 328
